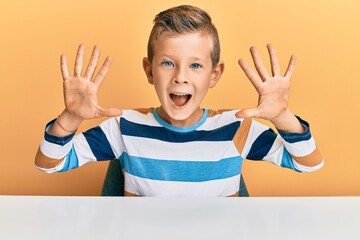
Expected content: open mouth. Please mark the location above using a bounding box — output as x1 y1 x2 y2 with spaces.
169 93 192 108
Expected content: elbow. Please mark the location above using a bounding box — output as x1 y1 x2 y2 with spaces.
35 147 64 173
292 148 324 172
295 158 324 173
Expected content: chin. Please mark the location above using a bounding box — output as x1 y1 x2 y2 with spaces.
166 108 192 120
163 104 202 125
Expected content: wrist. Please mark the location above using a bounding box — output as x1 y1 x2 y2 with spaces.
48 110 83 137
58 109 83 131
270 109 305 133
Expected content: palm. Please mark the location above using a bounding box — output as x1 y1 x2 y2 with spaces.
254 77 290 119
60 45 122 120
236 44 295 121
64 76 101 119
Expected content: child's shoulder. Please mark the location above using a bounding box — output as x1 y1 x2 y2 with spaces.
120 108 155 117
122 108 240 118
199 109 243 130
119 108 157 123
207 109 238 118
118 108 248 129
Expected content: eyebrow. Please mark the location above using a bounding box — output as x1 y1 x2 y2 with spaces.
158 54 205 62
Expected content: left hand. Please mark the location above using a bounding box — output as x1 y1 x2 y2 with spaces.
236 44 296 122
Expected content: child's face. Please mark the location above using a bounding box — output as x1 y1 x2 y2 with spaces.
143 32 224 127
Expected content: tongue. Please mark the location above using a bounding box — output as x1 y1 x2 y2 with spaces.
172 95 189 107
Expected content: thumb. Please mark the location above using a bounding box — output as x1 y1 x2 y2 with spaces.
235 108 259 119
96 106 123 118
102 108 123 117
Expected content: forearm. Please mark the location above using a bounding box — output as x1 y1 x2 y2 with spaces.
273 113 324 169
244 115 323 171
36 110 83 173
36 116 122 173
35 118 76 173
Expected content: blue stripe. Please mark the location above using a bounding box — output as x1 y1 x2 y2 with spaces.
59 147 79 172
119 152 243 182
120 118 240 143
44 119 75 146
247 128 276 160
280 149 301 172
82 126 115 161
277 116 312 143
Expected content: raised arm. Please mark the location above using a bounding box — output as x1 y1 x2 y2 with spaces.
236 44 323 169
49 44 122 137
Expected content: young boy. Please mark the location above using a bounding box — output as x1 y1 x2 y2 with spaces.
35 5 323 196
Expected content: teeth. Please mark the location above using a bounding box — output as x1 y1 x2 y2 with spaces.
172 93 190 96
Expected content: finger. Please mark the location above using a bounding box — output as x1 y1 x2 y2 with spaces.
284 55 296 80
74 44 85 77
93 56 113 88
235 108 260 119
60 54 70 80
238 59 263 91
84 45 101 80
250 46 271 81
267 44 281 77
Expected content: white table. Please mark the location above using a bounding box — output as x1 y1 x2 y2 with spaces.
0 196 359 240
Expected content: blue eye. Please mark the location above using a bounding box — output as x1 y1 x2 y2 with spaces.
162 61 174 67
190 63 202 69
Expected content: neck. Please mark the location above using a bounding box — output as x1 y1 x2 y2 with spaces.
157 107 204 128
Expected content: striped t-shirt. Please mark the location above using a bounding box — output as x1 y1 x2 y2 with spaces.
35 108 323 196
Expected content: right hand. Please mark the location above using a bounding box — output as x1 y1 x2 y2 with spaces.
60 44 122 122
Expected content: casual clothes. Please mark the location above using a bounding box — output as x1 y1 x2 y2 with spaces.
35 108 323 196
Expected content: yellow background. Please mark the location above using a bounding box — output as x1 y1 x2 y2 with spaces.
1 0 359 196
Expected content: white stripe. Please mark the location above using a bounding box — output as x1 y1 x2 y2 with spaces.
35 165 56 173
198 110 239 131
40 132 97 169
121 110 161 127
72 134 97 167
122 135 239 161
282 136 316 157
262 135 285 166
242 120 269 158
124 172 240 197
293 159 324 172
35 158 67 173
99 118 124 158
122 109 242 131
40 138 72 159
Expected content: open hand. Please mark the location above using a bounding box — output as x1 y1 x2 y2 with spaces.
236 44 296 121
61 44 122 121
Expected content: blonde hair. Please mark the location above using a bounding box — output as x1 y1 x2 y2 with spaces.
147 5 220 68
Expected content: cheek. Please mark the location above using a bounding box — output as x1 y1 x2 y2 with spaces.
153 69 172 83
196 74 213 90
199 86 210 97
152 79 168 99
194 82 210 98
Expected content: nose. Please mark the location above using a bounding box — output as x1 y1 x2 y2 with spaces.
173 67 188 84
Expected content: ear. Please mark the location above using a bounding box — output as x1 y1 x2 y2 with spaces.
143 57 153 84
209 61 224 88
